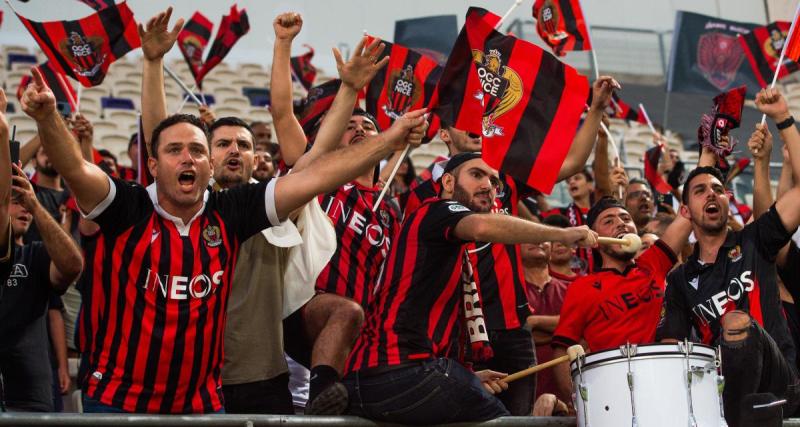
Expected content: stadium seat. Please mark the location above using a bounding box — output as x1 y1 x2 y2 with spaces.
242 87 270 106
6 53 37 71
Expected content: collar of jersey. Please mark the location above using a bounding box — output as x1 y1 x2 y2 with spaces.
595 263 634 276
146 182 210 237
687 229 736 268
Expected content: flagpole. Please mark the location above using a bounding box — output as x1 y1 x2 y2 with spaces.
373 0 523 212
75 84 82 115
497 0 524 30
163 65 203 106
760 2 800 126
175 84 197 113
638 103 658 136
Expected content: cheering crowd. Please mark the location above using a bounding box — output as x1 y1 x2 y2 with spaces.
3 4 800 427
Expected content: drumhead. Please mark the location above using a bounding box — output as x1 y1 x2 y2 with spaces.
570 342 716 373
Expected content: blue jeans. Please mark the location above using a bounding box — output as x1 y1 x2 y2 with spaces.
343 358 509 425
82 395 226 414
474 328 536 416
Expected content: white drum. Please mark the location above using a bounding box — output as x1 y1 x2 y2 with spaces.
570 342 726 427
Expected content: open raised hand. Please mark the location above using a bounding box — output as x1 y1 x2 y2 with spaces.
138 7 184 61
334 36 390 91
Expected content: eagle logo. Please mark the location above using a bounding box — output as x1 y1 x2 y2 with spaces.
471 48 522 137
59 31 106 82
536 0 568 44
181 36 205 70
202 225 222 248
383 64 421 119
697 32 745 90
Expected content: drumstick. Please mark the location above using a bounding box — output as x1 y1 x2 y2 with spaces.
504 345 584 383
597 233 642 254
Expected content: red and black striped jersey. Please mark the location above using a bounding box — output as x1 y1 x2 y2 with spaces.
468 175 531 331
117 166 137 182
316 183 399 307
346 198 474 372
75 176 278 413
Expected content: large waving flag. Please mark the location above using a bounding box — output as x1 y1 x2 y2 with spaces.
364 38 442 140
14 1 140 87
195 4 249 84
739 21 800 87
294 79 343 136
532 0 593 57
178 11 213 87
433 7 589 193
77 0 112 11
17 62 78 113
291 45 317 91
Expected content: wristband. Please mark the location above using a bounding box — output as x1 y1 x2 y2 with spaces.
777 115 795 130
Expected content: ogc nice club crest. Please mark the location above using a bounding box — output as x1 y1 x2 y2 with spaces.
536 0 568 45
383 64 421 119
471 49 522 138
59 31 106 82
696 32 745 90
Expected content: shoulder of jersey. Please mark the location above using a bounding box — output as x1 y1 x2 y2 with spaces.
444 201 470 213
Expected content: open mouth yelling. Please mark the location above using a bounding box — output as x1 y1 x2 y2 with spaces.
704 201 721 218
178 170 196 191
225 157 241 171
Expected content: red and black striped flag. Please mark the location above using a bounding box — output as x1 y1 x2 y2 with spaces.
178 11 213 87
17 62 78 112
532 0 593 57
609 93 647 124
291 45 317 91
196 4 249 83
295 79 342 136
14 1 140 87
739 21 800 87
643 145 672 194
433 7 589 193
136 115 154 186
364 37 442 141
77 0 112 11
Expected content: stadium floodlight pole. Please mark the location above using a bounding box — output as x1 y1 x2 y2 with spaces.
163 65 203 106
760 2 800 127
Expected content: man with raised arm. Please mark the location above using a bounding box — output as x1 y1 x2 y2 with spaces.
657 88 800 425
19 8 427 413
269 13 405 414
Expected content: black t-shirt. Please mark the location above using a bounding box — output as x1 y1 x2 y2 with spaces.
24 184 70 243
657 205 796 364
0 242 56 411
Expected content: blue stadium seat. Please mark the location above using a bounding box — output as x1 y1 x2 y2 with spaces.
7 53 37 70
242 87 270 107
101 96 136 111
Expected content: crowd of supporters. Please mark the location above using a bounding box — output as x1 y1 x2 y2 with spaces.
3 7 800 427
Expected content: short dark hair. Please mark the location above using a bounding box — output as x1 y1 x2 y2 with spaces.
681 166 725 204
97 149 117 163
150 114 210 158
628 177 649 188
128 133 138 150
209 116 255 143
574 166 594 183
352 108 381 132
543 213 570 228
